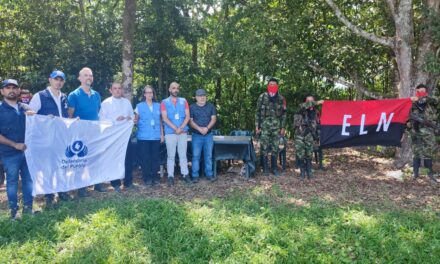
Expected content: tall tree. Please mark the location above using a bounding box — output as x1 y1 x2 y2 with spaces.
122 0 136 101
324 0 440 166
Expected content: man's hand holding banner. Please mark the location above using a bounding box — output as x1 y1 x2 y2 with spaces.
25 115 133 195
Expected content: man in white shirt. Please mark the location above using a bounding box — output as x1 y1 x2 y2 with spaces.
29 70 69 118
99 82 135 192
29 70 70 207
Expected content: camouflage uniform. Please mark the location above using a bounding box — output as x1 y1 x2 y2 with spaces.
409 95 438 182
294 101 319 179
255 92 286 175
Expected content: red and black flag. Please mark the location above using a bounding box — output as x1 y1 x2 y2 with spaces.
320 99 412 148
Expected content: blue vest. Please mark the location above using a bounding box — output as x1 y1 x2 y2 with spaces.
162 97 188 135
137 102 161 140
37 89 69 117
0 101 28 157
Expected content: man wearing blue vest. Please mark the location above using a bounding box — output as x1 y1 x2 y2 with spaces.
29 70 70 206
161 82 191 186
68 67 105 196
0 79 36 219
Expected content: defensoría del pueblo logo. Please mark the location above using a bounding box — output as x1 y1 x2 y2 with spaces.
65 140 88 158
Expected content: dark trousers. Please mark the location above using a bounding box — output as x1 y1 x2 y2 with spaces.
111 139 134 188
138 140 160 184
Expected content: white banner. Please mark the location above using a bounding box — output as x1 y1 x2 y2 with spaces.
25 115 133 195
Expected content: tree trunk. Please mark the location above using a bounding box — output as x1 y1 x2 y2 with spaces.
215 77 222 106
192 40 198 68
158 57 164 98
414 0 440 92
394 0 414 98
325 0 439 167
122 0 136 102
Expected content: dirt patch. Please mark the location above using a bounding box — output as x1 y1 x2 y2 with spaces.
1 144 439 212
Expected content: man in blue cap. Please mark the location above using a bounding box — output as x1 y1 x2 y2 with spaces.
29 70 70 206
0 79 36 219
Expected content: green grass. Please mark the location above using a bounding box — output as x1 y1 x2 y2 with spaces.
1 188 439 263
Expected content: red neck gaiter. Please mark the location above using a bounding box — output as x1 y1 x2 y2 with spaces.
267 84 278 97
416 91 428 97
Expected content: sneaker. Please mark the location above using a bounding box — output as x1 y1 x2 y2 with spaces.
45 198 54 209
167 177 174 187
113 186 122 193
192 177 199 184
10 208 18 220
207 176 217 182
183 175 192 184
94 185 107 193
78 188 90 198
152 180 160 187
144 180 153 186
22 206 33 215
124 183 138 190
59 192 70 202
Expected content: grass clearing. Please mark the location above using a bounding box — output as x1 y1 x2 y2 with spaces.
1 187 439 263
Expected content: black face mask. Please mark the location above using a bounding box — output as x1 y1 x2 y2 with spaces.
416 101 427 111
306 108 316 120
269 93 278 102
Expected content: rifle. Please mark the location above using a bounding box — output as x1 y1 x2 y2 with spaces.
409 113 440 132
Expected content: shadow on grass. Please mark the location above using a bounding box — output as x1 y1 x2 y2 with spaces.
0 187 439 263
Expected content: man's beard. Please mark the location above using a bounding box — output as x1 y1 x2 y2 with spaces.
5 92 19 100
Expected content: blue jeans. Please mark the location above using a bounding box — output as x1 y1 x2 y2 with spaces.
192 132 214 178
2 152 33 210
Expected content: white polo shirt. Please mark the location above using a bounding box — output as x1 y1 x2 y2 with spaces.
99 96 134 122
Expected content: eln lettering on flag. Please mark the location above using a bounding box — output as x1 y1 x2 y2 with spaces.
320 99 412 148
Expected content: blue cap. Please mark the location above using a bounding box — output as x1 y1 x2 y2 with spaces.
2 79 19 88
49 70 65 80
195 89 207 96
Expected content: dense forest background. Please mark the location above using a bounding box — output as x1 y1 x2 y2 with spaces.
1 0 439 138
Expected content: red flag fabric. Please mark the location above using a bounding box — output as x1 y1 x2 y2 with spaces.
320 99 412 148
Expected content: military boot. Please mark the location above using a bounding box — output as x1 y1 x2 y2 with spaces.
306 158 314 179
271 155 279 177
299 159 306 180
318 148 325 170
424 159 437 184
412 157 421 179
262 156 269 176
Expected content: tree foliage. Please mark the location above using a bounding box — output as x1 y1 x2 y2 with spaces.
0 0 439 135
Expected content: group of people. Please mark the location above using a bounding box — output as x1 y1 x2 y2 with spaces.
0 67 217 219
256 80 439 184
0 67 438 220
255 79 324 180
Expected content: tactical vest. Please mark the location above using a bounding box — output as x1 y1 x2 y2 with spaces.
259 92 285 118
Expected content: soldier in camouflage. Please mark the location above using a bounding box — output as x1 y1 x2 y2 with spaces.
294 96 323 179
409 84 438 184
255 78 287 176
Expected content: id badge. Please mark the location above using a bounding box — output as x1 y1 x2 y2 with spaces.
174 113 180 120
